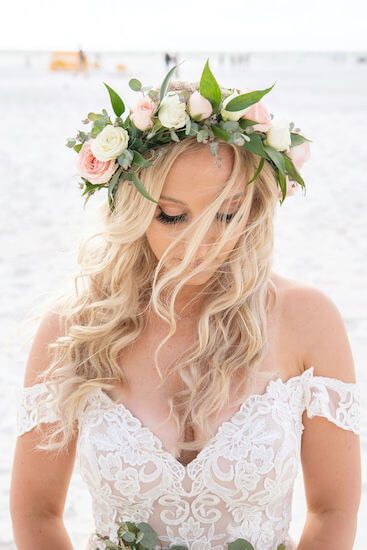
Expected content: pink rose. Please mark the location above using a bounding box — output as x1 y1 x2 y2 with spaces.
287 135 311 170
130 96 155 131
277 175 298 199
241 87 272 132
188 90 213 121
76 140 119 184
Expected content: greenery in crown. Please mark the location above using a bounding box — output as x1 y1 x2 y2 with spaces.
66 58 311 213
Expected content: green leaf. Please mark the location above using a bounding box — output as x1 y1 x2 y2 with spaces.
225 83 276 112
74 143 82 153
199 58 222 113
242 133 267 157
66 138 76 148
169 546 189 550
277 544 287 550
88 112 101 121
283 153 305 189
278 168 287 204
212 125 231 141
239 119 258 130
129 78 142 92
108 165 123 211
263 145 286 175
103 82 125 117
127 171 159 204
121 531 135 543
132 150 153 168
170 128 180 142
290 132 312 146
247 157 265 184
159 60 185 104
135 522 159 548
228 538 256 550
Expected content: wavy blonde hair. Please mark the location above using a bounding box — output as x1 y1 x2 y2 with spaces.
24 79 282 458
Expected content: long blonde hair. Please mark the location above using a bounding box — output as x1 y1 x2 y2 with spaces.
24 80 282 456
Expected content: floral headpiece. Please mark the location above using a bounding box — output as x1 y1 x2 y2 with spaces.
66 59 311 213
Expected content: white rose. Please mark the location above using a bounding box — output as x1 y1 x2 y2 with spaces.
158 92 190 129
264 118 291 152
221 92 250 122
90 125 129 161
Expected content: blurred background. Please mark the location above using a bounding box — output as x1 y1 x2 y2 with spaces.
1 0 366 548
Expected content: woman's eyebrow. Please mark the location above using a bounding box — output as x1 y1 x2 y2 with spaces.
159 192 245 206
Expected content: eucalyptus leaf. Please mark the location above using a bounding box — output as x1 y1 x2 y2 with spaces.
88 112 100 121
199 58 222 113
103 82 125 117
66 138 76 148
170 128 180 142
225 83 276 112
135 522 159 548
121 531 136 543
129 78 142 92
228 539 255 550
169 546 189 550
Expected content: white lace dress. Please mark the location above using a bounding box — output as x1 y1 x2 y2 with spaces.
16 366 360 550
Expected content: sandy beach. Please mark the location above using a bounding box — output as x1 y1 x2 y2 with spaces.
1 50 366 549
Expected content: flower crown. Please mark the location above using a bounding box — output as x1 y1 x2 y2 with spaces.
66 58 311 213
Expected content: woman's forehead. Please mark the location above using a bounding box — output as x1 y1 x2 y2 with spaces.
161 146 241 203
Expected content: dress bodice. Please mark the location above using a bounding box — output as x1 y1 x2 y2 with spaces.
16 366 360 550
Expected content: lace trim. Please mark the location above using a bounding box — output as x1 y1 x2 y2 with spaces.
16 382 59 436
303 373 360 435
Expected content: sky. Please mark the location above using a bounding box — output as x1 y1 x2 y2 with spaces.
1 0 367 52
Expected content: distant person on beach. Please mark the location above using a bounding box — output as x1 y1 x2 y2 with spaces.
78 49 87 73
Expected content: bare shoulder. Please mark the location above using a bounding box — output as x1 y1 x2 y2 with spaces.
23 301 67 388
270 272 356 383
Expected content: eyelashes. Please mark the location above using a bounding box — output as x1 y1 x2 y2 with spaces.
155 207 239 225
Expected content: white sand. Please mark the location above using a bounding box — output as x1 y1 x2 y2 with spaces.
1 51 366 549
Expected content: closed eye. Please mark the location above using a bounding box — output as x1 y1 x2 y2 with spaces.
155 207 238 225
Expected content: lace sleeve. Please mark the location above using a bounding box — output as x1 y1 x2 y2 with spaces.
303 373 360 435
16 382 59 437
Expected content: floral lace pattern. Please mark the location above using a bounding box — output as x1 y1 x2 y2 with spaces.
16 366 360 550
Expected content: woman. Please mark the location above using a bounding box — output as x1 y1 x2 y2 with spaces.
10 75 361 550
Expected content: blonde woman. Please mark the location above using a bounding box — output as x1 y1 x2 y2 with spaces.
10 80 361 550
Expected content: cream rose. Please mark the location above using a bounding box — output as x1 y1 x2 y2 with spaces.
90 125 129 161
264 118 291 152
158 92 190 129
221 92 251 122
187 90 213 121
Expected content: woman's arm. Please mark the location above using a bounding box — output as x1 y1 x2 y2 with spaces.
10 309 78 549
297 509 358 550
284 285 361 549
11 514 74 550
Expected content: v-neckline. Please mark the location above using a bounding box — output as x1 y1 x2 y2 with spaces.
94 366 315 472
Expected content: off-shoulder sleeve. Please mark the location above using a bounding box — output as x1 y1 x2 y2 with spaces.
16 382 59 437
303 369 360 435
